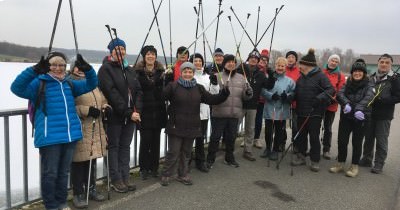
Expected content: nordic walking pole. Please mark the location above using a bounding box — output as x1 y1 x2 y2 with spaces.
200 1 206 65
255 5 284 47
255 6 260 44
230 6 256 48
151 0 168 66
86 117 96 205
68 0 79 54
48 0 63 54
134 0 164 66
269 8 278 56
193 0 202 54
214 0 223 51
168 0 173 66
103 113 111 200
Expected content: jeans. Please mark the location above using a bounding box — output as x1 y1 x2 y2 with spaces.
322 110 336 152
39 141 77 210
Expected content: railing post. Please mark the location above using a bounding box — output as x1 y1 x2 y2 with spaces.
22 115 29 202
4 116 12 209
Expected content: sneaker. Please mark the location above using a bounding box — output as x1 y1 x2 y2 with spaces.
89 188 105 201
268 151 279 161
176 176 193 185
253 139 263 149
123 179 137 191
196 163 209 173
58 203 72 210
359 158 373 167
322 152 331 160
260 149 270 158
160 176 170 186
224 160 240 168
240 140 245 147
72 194 88 209
310 161 320 172
243 152 256 161
291 154 306 166
329 162 344 173
111 180 128 193
371 166 383 174
345 164 359 177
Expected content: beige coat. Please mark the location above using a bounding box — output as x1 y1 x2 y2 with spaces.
72 87 108 162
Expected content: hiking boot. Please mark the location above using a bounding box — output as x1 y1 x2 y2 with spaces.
224 160 240 168
160 176 170 186
291 154 306 166
268 151 278 161
243 152 256 161
359 158 372 167
345 164 359 177
253 139 263 149
322 152 331 160
310 161 320 172
151 170 160 178
371 166 383 174
89 188 105 201
260 149 270 158
329 162 344 173
278 144 285 152
111 180 128 193
206 161 214 169
123 179 136 191
176 176 193 185
140 170 149 180
240 140 245 147
72 194 88 209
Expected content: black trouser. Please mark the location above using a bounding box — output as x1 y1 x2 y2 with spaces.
254 102 264 139
162 134 194 177
194 120 208 166
207 118 239 163
337 117 365 164
139 128 161 173
264 119 286 152
322 110 336 152
71 159 97 195
297 116 322 162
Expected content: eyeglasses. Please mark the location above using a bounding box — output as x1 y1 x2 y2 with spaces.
50 64 67 69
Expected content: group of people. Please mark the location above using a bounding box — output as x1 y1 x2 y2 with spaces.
10 36 400 209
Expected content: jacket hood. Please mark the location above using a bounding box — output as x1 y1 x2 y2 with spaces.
134 60 165 70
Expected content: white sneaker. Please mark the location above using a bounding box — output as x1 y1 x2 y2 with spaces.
240 140 244 147
253 139 263 149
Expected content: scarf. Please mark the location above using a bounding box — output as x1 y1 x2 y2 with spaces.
345 78 369 95
177 77 197 88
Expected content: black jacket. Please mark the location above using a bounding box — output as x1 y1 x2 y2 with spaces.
295 67 335 117
205 63 223 75
98 56 143 124
370 71 400 120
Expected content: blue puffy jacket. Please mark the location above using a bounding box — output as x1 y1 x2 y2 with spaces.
11 67 98 148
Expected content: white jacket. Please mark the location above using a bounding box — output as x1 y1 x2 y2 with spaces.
194 69 211 120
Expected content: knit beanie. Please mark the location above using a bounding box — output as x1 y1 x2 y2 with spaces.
213 48 224 56
222 54 236 68
107 38 126 53
328 54 341 63
247 49 261 62
180 61 195 73
299 48 317 67
351 58 367 74
141 45 157 58
176 46 189 58
260 49 270 62
189 53 204 66
47 51 67 62
286 51 298 61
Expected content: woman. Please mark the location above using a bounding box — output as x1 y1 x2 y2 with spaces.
161 62 229 186
134 45 168 180
11 52 97 210
261 57 295 161
329 59 374 177
69 58 109 208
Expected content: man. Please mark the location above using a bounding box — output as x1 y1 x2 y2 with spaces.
360 54 400 174
207 54 253 168
205 48 224 75
321 54 346 159
291 48 335 172
173 46 189 81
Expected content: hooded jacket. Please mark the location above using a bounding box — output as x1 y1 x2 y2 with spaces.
322 64 346 112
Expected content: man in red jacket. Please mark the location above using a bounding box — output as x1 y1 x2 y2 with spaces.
321 54 345 159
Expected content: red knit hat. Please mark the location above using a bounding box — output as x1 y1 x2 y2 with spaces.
260 49 269 62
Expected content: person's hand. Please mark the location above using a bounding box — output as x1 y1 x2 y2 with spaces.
131 112 141 122
312 97 321 108
343 103 352 114
102 105 113 120
280 91 287 102
221 85 230 96
209 74 218 85
354 111 365 121
75 54 92 72
272 92 280 101
88 106 101 118
33 56 50 74
245 86 253 96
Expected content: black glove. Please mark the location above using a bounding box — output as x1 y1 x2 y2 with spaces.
312 97 321 108
33 56 50 74
280 91 287 102
75 54 92 72
264 68 276 90
245 86 253 96
209 74 218 85
88 106 101 118
272 92 280 101
221 85 230 96
102 106 113 120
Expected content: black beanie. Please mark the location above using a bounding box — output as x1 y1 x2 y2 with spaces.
47 51 67 62
189 53 204 66
247 49 261 62
299 48 317 67
176 46 189 58
351 58 367 74
213 48 224 56
222 54 236 68
141 45 157 58
286 51 298 61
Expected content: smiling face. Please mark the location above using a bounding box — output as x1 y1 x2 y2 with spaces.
274 57 288 75
111 46 126 62
193 58 203 70
178 52 189 62
214 54 224 64
248 57 259 66
378 57 392 74
49 56 67 80
145 51 156 65
224 60 236 72
181 68 194 80
287 54 297 66
328 58 340 69
352 69 365 81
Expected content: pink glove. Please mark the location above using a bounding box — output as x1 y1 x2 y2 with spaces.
354 111 365 121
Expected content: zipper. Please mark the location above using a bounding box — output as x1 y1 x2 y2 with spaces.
44 116 47 137
59 81 72 142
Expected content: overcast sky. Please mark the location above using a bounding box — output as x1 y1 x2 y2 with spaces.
0 0 399 60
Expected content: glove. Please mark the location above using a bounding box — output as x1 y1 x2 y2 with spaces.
221 85 230 96
88 106 101 118
312 97 321 108
33 56 50 74
343 104 352 114
272 92 280 101
354 111 365 121
280 91 287 102
75 54 92 72
245 86 253 96
102 106 113 120
209 74 218 85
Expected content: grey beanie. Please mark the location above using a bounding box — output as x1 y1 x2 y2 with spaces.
180 62 195 73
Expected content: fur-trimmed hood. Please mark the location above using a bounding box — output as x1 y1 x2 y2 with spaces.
134 60 165 71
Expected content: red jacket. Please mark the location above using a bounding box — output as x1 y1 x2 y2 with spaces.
173 60 184 81
286 65 300 109
322 67 346 112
